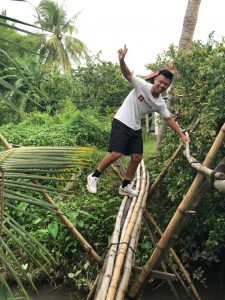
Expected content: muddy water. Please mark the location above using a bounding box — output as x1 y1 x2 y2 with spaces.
30 280 225 300
30 266 225 300
142 280 225 300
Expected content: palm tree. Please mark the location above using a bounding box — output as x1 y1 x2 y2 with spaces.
179 0 202 49
36 0 88 72
156 0 202 152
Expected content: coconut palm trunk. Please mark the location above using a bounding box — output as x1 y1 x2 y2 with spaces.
156 0 201 152
179 0 202 49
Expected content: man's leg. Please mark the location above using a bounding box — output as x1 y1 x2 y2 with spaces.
119 154 142 197
87 151 122 194
124 153 142 181
97 151 123 173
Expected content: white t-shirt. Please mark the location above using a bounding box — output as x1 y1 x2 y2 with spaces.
114 75 171 130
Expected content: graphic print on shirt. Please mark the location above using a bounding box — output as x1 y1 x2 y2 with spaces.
138 95 144 101
138 94 153 110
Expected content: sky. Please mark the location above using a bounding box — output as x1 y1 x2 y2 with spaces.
0 0 224 75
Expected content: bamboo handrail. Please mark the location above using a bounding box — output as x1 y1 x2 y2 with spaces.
0 132 101 263
184 131 225 193
128 123 225 299
149 118 200 197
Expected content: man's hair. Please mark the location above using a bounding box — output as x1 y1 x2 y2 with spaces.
158 69 173 81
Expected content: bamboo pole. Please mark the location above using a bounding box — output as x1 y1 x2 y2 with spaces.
116 169 149 300
133 267 176 280
94 194 129 299
110 165 124 181
86 274 100 300
106 160 147 300
94 169 140 299
144 216 181 300
144 211 200 300
149 143 183 196
128 123 225 299
0 132 101 263
120 167 141 243
149 118 200 196
184 132 225 193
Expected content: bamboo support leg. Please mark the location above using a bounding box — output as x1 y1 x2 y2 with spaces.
144 211 200 300
144 219 181 300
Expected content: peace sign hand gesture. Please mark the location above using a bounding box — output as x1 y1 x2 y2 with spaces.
118 45 128 61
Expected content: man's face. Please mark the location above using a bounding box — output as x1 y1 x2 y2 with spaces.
153 75 171 94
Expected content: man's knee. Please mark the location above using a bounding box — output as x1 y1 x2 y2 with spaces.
131 154 142 164
110 151 123 161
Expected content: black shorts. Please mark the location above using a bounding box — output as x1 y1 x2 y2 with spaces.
108 119 143 155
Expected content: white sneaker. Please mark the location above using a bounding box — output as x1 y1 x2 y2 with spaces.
87 173 99 194
119 184 138 197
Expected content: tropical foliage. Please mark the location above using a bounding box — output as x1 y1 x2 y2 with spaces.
35 0 88 72
146 34 225 281
0 0 225 297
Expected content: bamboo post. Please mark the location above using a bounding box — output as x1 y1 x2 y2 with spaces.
128 123 225 299
149 143 183 196
86 274 100 300
0 133 101 263
144 217 181 300
110 165 124 181
144 211 200 300
149 118 200 197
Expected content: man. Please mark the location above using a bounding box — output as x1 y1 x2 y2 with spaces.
87 45 189 197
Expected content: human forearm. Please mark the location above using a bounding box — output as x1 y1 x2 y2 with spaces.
118 45 132 82
165 117 189 142
119 58 132 82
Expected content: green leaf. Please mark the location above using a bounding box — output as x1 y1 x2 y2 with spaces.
48 222 59 239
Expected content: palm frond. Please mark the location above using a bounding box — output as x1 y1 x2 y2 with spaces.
4 214 56 267
0 36 45 58
0 21 39 36
0 144 92 298
0 14 46 31
0 249 30 300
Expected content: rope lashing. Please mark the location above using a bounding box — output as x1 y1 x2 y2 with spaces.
98 241 136 266
209 170 217 189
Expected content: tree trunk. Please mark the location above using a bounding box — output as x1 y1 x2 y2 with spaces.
179 0 202 49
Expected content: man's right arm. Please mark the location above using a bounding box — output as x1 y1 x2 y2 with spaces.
118 45 132 82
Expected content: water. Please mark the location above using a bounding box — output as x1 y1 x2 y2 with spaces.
28 266 225 300
141 279 225 300
29 280 224 300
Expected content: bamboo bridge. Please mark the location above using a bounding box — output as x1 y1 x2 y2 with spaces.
86 122 225 300
1 122 225 300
